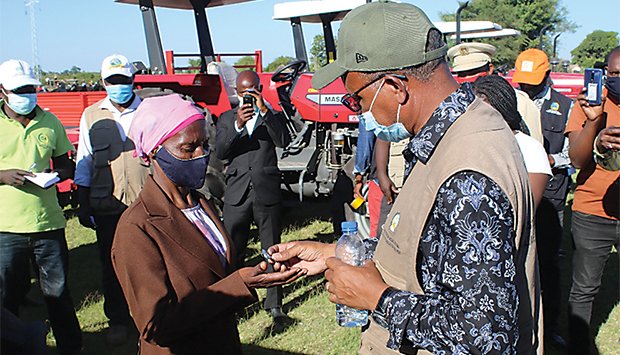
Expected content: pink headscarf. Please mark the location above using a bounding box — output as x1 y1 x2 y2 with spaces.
129 94 204 162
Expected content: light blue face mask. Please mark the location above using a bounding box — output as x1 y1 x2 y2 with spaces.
360 80 412 142
105 83 134 104
2 90 37 115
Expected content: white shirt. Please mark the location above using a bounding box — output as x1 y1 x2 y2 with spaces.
515 131 552 176
74 95 142 187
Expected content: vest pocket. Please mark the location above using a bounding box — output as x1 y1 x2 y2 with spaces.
92 144 111 168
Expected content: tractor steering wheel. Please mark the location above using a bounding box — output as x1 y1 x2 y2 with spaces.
271 59 307 83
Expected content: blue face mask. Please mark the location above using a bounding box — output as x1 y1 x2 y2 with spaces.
360 80 412 142
154 146 209 190
2 90 37 115
105 84 134 104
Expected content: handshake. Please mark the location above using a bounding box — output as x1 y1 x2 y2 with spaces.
241 241 389 312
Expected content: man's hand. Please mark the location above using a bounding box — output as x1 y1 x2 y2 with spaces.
238 262 306 289
577 87 606 121
268 241 336 276
377 174 398 204
596 126 620 153
0 169 34 187
324 258 389 311
245 90 268 114
236 103 255 129
76 187 96 229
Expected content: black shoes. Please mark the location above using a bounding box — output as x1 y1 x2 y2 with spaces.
268 307 288 322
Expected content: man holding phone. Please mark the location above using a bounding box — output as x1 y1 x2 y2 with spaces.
513 48 573 347
216 70 291 322
565 46 620 354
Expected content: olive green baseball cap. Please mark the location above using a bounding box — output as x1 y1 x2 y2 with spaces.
312 0 447 89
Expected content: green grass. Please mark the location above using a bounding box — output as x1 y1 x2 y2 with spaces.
19 198 619 354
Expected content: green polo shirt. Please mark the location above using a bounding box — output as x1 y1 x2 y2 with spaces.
0 101 73 233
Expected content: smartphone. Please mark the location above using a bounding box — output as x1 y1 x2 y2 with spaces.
243 94 255 107
584 68 603 106
261 249 274 263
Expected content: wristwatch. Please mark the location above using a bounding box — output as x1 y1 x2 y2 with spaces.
372 287 398 329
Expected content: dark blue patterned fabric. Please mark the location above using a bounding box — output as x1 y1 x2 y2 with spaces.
403 83 476 179
368 84 520 353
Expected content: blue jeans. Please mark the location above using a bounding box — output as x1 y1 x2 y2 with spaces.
0 229 82 355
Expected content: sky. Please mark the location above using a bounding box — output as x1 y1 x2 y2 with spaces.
0 0 618 73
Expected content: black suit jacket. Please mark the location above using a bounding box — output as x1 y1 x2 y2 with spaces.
215 108 290 206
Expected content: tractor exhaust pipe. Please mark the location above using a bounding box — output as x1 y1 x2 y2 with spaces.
456 1 469 44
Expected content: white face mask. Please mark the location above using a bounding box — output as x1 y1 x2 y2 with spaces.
2 89 37 115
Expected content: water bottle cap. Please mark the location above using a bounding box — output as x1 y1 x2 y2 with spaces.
341 221 358 232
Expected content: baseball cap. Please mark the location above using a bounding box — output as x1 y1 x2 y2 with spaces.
513 48 550 85
448 42 496 73
101 54 134 80
312 0 447 89
0 59 41 91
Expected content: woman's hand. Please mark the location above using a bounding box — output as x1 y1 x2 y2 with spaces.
239 262 306 289
268 241 336 276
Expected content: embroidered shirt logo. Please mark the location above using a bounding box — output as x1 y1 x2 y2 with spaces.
550 102 560 111
389 213 400 232
355 53 368 63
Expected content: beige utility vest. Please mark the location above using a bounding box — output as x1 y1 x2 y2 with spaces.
360 99 543 355
84 99 148 215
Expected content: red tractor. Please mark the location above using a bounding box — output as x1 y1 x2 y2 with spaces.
39 0 584 237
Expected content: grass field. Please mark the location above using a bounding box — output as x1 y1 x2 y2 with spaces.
20 196 619 354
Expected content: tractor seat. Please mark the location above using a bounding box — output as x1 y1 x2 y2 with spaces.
207 61 239 107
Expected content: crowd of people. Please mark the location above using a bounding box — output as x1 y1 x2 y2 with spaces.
1 1 618 354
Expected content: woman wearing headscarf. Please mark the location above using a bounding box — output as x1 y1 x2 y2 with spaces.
111 94 305 354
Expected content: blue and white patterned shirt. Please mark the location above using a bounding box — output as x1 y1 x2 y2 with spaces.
367 83 519 354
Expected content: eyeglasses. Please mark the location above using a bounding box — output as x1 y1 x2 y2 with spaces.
341 74 406 112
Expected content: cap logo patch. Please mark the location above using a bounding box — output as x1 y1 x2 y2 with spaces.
520 60 534 72
109 58 125 69
355 53 368 64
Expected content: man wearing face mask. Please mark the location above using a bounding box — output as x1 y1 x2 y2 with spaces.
565 46 620 354
0 59 82 355
74 54 148 345
216 70 291 322
513 48 573 347
268 1 541 353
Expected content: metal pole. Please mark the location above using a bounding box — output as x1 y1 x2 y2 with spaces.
538 25 550 50
290 17 309 63
552 33 561 58
456 1 469 44
138 0 167 74
189 0 216 73
320 13 338 63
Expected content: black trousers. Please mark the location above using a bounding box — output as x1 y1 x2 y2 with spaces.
223 187 282 310
94 213 131 327
568 211 619 354
535 198 564 335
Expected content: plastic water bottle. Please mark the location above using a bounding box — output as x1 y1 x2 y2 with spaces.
335 221 369 327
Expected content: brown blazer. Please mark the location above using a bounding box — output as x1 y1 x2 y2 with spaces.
112 176 257 355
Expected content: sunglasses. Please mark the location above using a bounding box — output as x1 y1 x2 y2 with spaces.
341 74 407 112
